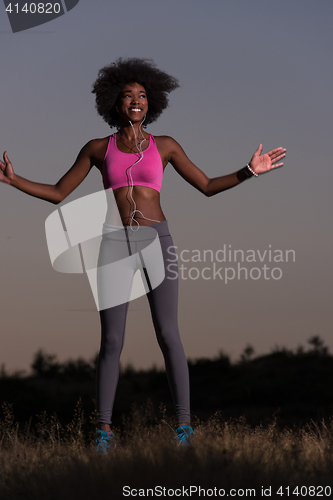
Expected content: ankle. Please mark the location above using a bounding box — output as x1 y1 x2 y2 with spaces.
99 424 111 433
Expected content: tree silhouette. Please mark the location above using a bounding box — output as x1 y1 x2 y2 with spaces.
308 336 329 356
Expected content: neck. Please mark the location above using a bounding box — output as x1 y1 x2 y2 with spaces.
118 121 148 143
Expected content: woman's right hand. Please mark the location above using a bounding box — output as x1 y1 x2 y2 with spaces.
0 152 15 185
0 139 99 203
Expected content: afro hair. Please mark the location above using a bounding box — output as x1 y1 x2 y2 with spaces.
92 58 179 128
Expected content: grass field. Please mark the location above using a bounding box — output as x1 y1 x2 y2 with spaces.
1 401 333 500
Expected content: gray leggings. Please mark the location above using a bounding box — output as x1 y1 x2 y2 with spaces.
96 220 190 425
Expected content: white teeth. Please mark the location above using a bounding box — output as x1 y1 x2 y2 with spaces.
130 108 142 111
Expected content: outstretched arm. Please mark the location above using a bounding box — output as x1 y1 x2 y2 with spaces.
0 141 98 204
166 138 286 197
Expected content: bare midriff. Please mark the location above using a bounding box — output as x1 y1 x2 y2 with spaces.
107 185 166 226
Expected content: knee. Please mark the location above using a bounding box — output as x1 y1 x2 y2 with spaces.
157 327 183 354
100 331 124 357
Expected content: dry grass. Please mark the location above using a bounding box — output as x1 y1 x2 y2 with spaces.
1 401 333 499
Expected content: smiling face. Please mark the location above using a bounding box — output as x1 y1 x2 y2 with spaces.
117 82 148 124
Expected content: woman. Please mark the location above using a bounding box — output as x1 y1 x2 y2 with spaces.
0 58 286 452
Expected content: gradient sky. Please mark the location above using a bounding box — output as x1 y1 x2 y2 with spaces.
1 0 332 373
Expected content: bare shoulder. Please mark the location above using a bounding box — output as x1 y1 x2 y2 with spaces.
154 135 179 150
153 135 183 164
82 136 110 169
84 136 110 155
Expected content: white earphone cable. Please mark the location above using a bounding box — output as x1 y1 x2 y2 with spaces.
124 118 161 230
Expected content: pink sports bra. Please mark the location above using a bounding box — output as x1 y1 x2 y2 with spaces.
102 133 164 193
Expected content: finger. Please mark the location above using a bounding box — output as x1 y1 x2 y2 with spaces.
267 148 286 156
269 153 286 163
271 153 286 164
268 147 286 157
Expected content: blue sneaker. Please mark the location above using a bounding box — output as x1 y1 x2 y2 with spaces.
173 425 194 446
95 430 116 455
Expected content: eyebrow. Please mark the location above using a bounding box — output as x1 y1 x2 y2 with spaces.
121 89 146 94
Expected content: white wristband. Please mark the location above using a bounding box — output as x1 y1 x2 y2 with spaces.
246 164 259 177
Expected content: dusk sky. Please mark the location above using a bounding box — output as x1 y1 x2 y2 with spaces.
1 0 332 373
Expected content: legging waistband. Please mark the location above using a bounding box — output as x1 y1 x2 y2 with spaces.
102 220 170 239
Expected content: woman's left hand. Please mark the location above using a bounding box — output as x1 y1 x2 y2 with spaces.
249 144 286 175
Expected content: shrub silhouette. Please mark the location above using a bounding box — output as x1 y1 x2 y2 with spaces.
0 336 332 427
